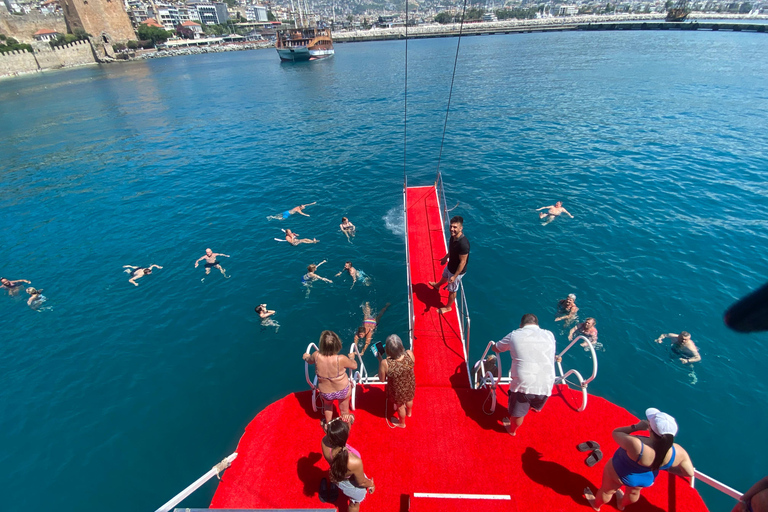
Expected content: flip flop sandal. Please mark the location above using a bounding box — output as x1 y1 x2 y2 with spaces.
577 440 601 452
585 448 603 467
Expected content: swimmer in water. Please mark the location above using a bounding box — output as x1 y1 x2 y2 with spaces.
26 287 44 308
194 248 230 279
284 229 318 246
123 264 163 286
1 277 31 296
354 302 391 354
555 293 579 323
268 202 316 221
536 201 574 225
340 217 356 241
303 260 333 284
569 317 598 348
655 331 701 364
255 303 279 332
335 261 364 289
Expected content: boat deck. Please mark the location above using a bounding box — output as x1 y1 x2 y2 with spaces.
210 184 710 512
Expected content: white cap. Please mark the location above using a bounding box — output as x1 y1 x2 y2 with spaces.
646 408 678 436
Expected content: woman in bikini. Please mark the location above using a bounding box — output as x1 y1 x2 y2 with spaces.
321 418 375 512
340 217 356 241
353 302 390 354
303 330 358 427
284 228 317 245
584 408 694 511
378 334 415 428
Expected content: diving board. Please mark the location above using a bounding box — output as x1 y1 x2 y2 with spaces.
406 185 470 389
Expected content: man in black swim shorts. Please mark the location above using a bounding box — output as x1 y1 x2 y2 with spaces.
194 248 230 278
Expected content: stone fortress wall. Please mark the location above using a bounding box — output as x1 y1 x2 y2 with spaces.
60 0 135 43
0 39 96 78
0 10 67 43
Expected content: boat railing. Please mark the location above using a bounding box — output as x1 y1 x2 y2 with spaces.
304 342 320 412
692 469 743 500
435 172 472 383
554 335 599 412
154 453 237 512
471 334 598 413
404 177 415 348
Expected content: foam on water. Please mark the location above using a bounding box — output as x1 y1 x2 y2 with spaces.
383 206 405 238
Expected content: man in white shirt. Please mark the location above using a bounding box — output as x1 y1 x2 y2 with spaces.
492 314 561 436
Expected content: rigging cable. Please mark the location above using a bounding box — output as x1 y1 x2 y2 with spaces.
402 0 409 184
435 0 470 184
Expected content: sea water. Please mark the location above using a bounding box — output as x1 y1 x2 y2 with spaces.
1 31 767 512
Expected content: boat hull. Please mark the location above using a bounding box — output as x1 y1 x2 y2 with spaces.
277 47 334 62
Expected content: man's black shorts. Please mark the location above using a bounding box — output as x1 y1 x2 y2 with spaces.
508 390 549 418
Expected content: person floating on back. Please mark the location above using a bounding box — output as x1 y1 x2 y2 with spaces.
429 215 469 314
491 313 561 436
584 408 695 511
123 264 162 286
537 201 574 225
655 331 701 364
194 248 230 280
284 228 318 246
268 202 316 220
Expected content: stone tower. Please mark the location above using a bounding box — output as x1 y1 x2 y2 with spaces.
60 0 135 43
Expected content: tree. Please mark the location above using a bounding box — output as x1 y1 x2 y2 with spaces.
267 10 276 21
434 11 454 23
176 25 195 39
137 24 172 45
127 40 139 50
739 2 753 12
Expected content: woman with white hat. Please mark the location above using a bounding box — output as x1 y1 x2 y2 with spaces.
585 408 695 511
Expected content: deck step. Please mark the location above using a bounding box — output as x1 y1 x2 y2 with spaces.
409 492 518 512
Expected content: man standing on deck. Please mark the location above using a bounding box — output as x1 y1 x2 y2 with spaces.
492 314 561 436
429 215 469 314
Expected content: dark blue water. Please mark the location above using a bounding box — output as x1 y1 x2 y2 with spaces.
1 31 767 512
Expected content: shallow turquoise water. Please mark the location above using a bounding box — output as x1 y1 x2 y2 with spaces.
1 31 767 511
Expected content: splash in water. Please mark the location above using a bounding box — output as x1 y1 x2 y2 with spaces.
383 206 405 238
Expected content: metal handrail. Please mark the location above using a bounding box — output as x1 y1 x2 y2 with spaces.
472 341 502 390
434 174 473 387
154 453 237 512
554 335 598 412
304 342 319 389
692 469 743 500
404 177 415 348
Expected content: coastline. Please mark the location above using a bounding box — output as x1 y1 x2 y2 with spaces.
334 13 768 42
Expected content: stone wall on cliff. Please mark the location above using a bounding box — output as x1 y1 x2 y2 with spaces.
0 47 37 76
0 11 67 43
61 0 135 43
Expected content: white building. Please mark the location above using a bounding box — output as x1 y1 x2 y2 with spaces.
557 4 578 15
245 4 268 22
187 1 230 25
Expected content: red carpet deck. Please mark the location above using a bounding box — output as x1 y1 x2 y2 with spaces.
211 185 710 512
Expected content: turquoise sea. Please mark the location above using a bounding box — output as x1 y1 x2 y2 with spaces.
1 30 767 512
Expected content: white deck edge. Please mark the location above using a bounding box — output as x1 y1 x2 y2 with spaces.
413 492 511 500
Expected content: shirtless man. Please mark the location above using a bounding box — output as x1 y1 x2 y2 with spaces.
285 229 318 246
656 331 701 364
1 277 31 295
268 202 316 220
537 201 574 225
194 248 230 278
123 264 163 286
555 293 579 322
335 261 359 289
340 217 356 241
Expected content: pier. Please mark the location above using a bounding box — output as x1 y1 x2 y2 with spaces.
335 20 767 43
